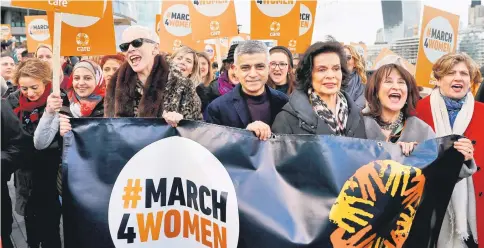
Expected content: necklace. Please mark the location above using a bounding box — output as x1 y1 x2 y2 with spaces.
377 112 404 131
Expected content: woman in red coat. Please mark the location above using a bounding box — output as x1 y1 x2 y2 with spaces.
416 52 483 248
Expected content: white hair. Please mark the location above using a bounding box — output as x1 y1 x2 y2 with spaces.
123 25 160 44
234 40 269 65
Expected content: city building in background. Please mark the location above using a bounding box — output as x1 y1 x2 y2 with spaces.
381 0 422 43
1 2 46 42
459 1 484 66
390 36 419 64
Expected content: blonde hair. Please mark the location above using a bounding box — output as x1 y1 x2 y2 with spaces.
171 46 201 83
433 52 482 93
197 52 212 86
13 58 52 86
344 45 367 83
34 44 53 58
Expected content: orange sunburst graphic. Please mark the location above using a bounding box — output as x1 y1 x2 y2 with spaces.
329 160 426 248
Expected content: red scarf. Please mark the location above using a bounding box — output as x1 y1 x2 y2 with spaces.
14 83 52 122
67 74 106 117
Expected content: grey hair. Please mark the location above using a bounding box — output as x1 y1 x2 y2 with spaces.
123 25 160 44
233 40 269 65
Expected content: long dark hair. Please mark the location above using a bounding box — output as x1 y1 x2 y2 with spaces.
364 64 420 123
296 41 350 93
267 48 295 94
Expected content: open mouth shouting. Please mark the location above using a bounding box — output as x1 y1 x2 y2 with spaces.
450 83 464 93
388 92 402 104
129 55 142 67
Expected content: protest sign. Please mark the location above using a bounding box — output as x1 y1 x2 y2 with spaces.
415 6 459 88
1 24 12 41
157 1 202 52
25 16 51 53
373 48 416 76
62 119 462 248
277 0 316 54
251 0 299 40
187 0 238 40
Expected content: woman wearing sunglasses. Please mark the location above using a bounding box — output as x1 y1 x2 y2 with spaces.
104 25 168 118
343 45 367 110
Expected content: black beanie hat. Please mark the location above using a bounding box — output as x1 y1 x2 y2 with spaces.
223 44 239 64
270 46 294 68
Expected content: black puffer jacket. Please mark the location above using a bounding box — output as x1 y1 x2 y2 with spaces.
272 89 367 138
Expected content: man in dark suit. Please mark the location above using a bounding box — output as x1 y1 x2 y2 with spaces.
204 40 289 140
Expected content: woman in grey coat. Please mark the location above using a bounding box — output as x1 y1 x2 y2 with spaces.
363 64 434 155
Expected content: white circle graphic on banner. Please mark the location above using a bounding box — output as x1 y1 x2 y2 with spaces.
205 44 215 59
164 4 192 37
192 0 230 17
299 4 312 36
256 0 296 17
59 0 108 28
423 16 455 63
28 19 50 41
108 136 239 247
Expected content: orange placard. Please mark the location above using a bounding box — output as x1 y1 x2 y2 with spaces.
278 0 316 54
157 1 201 52
415 6 459 88
47 0 116 56
25 16 52 53
350 42 368 60
1 24 12 41
251 0 299 40
187 0 238 40
11 0 107 17
372 48 416 76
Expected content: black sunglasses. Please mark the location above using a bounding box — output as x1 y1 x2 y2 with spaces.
119 38 156 52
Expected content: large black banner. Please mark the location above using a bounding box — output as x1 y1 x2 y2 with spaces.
62 118 463 248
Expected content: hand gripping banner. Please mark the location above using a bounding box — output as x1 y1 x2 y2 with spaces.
62 118 464 248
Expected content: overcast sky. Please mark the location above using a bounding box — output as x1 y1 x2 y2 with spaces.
234 0 472 45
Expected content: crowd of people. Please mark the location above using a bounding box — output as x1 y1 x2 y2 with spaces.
1 24 484 248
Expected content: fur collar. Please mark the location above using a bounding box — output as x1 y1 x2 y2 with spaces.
104 54 169 117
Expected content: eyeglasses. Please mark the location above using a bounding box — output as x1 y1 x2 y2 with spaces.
270 62 288 70
119 38 156 52
346 55 352 61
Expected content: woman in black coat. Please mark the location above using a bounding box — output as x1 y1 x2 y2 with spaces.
272 41 366 138
7 58 69 248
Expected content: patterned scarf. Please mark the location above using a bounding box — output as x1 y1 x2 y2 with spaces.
218 71 235 95
441 93 466 128
308 88 349 136
67 61 105 117
14 82 52 124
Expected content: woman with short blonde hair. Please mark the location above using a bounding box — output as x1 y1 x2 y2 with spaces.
6 58 69 248
416 52 483 247
170 46 201 84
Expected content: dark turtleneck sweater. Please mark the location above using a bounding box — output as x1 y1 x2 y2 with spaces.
241 87 271 125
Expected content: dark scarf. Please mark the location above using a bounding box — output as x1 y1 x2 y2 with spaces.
14 83 52 124
104 54 169 117
442 94 466 128
218 71 235 95
308 88 349 136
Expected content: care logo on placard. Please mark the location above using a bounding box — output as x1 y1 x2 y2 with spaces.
173 39 182 49
423 16 454 63
210 21 220 36
192 0 230 17
164 4 192 37
299 3 312 36
108 137 239 247
256 0 296 17
76 33 90 52
270 21 281 36
288 40 297 53
28 18 50 41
